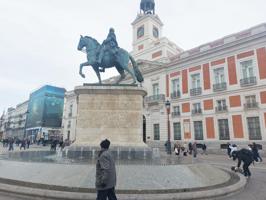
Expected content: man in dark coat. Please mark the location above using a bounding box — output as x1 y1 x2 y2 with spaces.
96 139 117 200
232 148 254 177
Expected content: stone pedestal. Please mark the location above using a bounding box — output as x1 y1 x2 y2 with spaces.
73 85 147 147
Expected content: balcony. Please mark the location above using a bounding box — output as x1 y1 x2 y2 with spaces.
190 87 202 96
145 94 165 103
240 76 257 87
171 91 181 99
213 82 227 92
215 106 228 113
171 111 181 118
192 108 202 115
244 102 259 110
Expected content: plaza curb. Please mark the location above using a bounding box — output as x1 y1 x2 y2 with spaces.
0 168 247 200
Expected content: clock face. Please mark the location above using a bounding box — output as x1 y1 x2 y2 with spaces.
137 26 144 38
153 27 159 38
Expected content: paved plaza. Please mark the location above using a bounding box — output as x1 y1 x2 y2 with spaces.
0 145 265 199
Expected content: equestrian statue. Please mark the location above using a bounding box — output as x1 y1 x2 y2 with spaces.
77 28 143 84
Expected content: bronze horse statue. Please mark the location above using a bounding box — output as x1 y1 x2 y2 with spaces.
77 35 143 84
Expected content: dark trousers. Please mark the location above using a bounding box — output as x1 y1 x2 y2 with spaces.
243 162 252 177
97 187 117 200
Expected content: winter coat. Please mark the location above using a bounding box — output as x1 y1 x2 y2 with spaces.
95 149 116 190
234 149 254 168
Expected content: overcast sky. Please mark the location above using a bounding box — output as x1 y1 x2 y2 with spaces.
0 0 266 113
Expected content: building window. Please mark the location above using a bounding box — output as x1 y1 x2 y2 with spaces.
192 103 202 114
216 99 227 112
218 119 230 140
153 26 159 38
152 83 159 96
245 95 258 109
194 121 203 140
153 124 160 140
241 60 254 78
171 79 180 98
172 106 180 117
173 122 181 140
247 117 262 140
69 104 73 117
191 73 201 89
214 67 225 84
137 26 144 38
213 67 227 91
67 120 71 129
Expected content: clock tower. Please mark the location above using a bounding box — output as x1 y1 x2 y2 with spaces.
131 0 183 62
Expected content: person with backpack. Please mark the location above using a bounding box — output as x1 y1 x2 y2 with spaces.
252 142 263 162
232 148 254 177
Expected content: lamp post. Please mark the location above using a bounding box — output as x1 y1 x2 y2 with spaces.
165 100 171 155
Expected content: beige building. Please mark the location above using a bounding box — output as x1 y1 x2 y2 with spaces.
61 91 78 142
2 101 29 139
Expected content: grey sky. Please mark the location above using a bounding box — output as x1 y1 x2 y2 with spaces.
0 0 266 113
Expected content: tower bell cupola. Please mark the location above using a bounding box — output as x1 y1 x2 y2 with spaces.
140 0 155 15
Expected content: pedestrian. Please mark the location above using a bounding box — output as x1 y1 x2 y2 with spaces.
252 142 263 162
188 142 193 155
183 142 188 156
202 143 207 155
8 137 14 151
192 142 197 158
232 148 254 177
96 139 117 200
174 141 180 156
20 138 26 150
26 138 30 149
229 144 237 157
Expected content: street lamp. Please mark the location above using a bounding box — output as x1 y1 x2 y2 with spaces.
165 100 171 155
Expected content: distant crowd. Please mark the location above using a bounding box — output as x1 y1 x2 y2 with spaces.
170 141 207 158
2 137 72 152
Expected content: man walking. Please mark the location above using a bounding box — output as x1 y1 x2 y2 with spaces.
96 139 117 200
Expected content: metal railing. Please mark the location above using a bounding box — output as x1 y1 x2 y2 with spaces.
145 94 165 103
170 91 181 99
215 106 228 112
213 82 227 92
171 111 181 117
244 102 259 109
192 108 202 115
240 76 257 87
190 87 202 96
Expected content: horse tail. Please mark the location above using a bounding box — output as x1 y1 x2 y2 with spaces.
129 55 144 83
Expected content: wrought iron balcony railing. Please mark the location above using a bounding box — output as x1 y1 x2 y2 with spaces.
190 87 202 96
170 91 181 99
171 111 181 118
240 76 257 87
145 94 165 103
244 102 259 109
213 82 227 92
215 106 228 113
192 108 202 115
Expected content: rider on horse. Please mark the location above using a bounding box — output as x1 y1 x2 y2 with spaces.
97 28 119 72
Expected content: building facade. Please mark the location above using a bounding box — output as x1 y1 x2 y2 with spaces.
63 0 266 149
1 101 29 140
61 91 78 142
121 1 266 149
26 85 66 142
